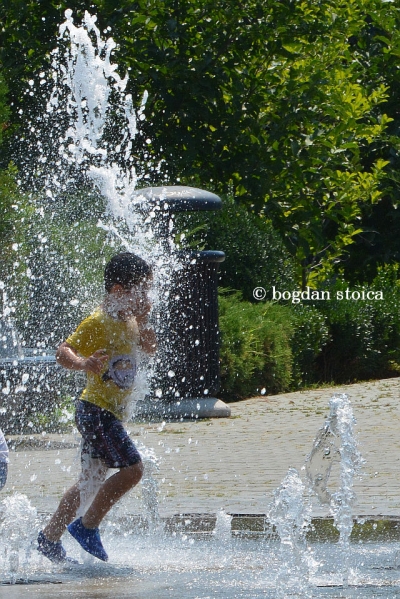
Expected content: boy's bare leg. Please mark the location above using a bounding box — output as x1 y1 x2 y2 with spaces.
82 461 143 529
42 461 143 540
42 456 109 542
42 483 81 542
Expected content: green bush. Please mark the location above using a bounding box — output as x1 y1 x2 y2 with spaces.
175 198 296 302
290 304 330 388
216 265 400 400
307 266 400 383
218 292 293 400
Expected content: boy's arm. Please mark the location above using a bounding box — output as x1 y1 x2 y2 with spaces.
137 321 157 355
56 342 108 374
134 290 157 355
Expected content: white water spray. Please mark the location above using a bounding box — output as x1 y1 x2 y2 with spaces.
49 10 143 167
139 444 161 533
267 394 362 594
305 393 363 585
0 493 37 583
213 509 232 545
267 468 312 598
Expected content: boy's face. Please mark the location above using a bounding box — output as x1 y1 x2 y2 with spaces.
108 277 152 321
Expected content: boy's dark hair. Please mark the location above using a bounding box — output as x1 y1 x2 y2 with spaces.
104 253 151 292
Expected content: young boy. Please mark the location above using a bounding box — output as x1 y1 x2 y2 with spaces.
37 252 156 563
0 427 8 490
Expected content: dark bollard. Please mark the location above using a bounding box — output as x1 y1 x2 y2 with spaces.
132 186 231 419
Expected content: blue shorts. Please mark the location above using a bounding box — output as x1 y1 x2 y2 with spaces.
0 462 7 490
75 400 141 469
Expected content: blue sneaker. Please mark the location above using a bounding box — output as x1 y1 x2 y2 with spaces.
67 518 108 562
37 531 67 563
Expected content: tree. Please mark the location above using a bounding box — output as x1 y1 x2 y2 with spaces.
114 0 394 285
0 72 21 257
0 70 32 325
0 0 398 285
332 3 400 282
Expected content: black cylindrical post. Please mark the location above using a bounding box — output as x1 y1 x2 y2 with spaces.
132 186 230 419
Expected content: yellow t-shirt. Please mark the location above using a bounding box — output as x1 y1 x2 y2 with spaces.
66 308 138 420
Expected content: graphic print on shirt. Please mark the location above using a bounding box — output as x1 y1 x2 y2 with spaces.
102 354 137 389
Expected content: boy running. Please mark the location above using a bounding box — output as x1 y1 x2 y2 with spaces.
37 252 156 563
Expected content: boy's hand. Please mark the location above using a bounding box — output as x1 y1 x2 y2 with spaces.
134 291 151 322
82 349 109 374
57 342 109 373
139 327 157 354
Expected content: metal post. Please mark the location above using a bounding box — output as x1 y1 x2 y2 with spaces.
133 186 230 419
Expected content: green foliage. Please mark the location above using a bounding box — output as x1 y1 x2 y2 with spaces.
0 73 25 262
114 0 394 284
290 304 330 388
0 70 34 324
0 72 9 146
0 164 22 248
258 12 391 285
218 291 293 400
217 265 400 399
0 0 398 284
218 291 330 399
176 199 295 302
305 267 400 383
0 164 33 323
17 190 116 346
24 394 76 434
333 4 400 281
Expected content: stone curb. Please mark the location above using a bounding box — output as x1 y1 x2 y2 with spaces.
168 514 400 542
34 512 400 542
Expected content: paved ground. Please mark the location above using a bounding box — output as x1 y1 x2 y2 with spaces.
3 377 400 518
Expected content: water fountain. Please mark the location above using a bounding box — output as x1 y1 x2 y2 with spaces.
1 10 398 598
2 389 397 597
305 393 364 585
0 493 37 583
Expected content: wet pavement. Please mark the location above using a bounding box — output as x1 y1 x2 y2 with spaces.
3 377 400 519
3 378 400 597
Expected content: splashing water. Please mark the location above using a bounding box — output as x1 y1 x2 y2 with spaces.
11 10 181 415
0 493 37 583
1 10 369 595
213 509 232 544
56 10 142 167
305 393 363 586
47 9 168 255
137 442 161 533
267 468 313 599
45 10 148 203
265 395 362 595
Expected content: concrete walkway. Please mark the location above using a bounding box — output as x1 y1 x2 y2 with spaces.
3 377 400 519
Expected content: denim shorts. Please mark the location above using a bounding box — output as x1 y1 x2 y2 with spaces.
0 462 7 491
75 400 141 469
